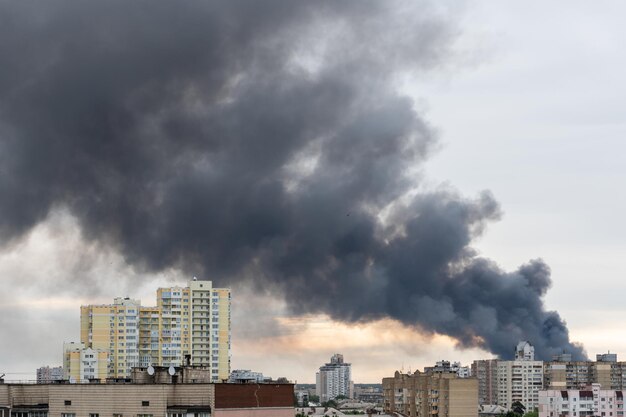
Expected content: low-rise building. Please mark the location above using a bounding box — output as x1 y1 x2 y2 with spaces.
497 359 544 412
538 383 624 417
0 381 294 417
382 370 478 417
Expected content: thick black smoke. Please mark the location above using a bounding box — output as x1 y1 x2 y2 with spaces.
0 0 585 360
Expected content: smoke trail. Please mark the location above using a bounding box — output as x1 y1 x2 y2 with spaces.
0 0 585 360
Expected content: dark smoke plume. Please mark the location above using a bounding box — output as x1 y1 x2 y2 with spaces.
0 0 585 360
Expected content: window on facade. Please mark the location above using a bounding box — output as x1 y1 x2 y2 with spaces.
141 402 150 407
61 414 76 417
89 414 99 417
64 401 72 406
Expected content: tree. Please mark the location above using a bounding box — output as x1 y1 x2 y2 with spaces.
523 411 538 417
322 399 338 409
511 401 526 416
309 395 320 403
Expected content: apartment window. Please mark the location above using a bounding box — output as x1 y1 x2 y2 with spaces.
64 401 72 406
61 414 76 417
136 415 153 417
89 414 99 417
141 402 150 407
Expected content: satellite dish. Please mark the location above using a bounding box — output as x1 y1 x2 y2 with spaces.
168 365 176 376
147 366 155 376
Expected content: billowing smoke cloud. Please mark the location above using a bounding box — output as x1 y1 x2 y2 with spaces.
0 0 585 360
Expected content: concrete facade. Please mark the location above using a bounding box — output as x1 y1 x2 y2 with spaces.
0 382 293 417
382 371 478 417
497 360 544 412
472 359 498 406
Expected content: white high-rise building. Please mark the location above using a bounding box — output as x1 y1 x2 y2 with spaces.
316 354 353 402
515 341 535 361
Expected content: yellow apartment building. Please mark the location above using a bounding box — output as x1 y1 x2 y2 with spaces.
62 342 108 382
80 279 231 381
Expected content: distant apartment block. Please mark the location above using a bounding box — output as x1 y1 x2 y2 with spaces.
539 383 624 417
63 342 108 382
36 366 63 383
383 370 478 417
425 360 472 378
472 359 499 406
80 278 231 381
316 354 353 402
228 369 266 383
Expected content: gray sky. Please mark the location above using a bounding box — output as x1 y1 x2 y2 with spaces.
1 0 626 383
414 0 626 355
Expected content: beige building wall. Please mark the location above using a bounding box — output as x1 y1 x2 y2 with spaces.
448 378 478 417
382 371 478 417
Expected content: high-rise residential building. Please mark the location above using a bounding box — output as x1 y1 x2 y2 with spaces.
316 354 353 402
497 359 544 411
539 383 624 417
63 342 108 382
472 359 499 405
80 279 231 382
80 297 141 377
382 370 478 417
543 352 626 391
36 366 64 383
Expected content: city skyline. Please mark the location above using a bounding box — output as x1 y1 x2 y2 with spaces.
2 0 626 387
